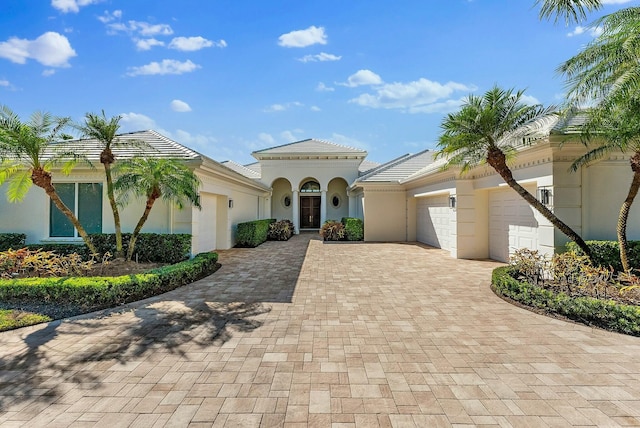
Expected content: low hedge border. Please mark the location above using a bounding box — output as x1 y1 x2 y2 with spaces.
492 266 640 336
341 217 364 241
566 240 640 272
0 252 218 313
0 233 26 251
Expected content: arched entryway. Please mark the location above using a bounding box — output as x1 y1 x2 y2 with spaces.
299 179 321 229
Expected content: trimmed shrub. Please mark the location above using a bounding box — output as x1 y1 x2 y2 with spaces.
492 266 640 336
0 234 26 251
89 233 191 263
236 219 275 248
341 217 364 241
320 220 345 241
0 252 218 310
268 220 294 241
567 240 640 272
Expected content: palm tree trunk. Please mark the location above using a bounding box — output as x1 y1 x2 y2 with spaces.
618 152 640 272
103 161 123 259
487 147 593 260
126 196 157 261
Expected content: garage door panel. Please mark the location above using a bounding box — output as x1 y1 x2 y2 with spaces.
489 187 538 262
416 196 451 250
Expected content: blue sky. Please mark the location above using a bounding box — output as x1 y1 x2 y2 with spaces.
0 0 636 165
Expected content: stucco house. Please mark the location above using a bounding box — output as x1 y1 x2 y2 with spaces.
1 117 639 262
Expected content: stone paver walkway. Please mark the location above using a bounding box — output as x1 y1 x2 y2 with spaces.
1 233 639 427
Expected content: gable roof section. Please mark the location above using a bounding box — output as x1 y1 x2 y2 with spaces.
358 159 381 175
220 160 261 179
356 149 435 183
551 110 586 135
252 138 367 160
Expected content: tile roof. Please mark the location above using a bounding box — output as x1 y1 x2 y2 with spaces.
252 138 367 158
357 149 435 183
46 130 201 161
551 110 587 134
358 159 380 175
243 162 262 174
220 160 261 179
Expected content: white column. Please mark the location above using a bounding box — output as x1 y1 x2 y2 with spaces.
292 189 299 234
347 190 356 218
320 190 327 225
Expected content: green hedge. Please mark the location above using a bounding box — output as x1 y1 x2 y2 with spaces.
236 219 275 248
0 252 218 310
566 240 640 272
341 217 364 241
492 266 640 336
89 233 191 263
0 234 26 251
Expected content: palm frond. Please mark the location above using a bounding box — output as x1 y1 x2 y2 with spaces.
6 169 32 203
536 0 601 24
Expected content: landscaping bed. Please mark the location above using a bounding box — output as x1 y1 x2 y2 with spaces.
0 252 220 331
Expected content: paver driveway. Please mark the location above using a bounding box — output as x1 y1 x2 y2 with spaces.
1 234 639 427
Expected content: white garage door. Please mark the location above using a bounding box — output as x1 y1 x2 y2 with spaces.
416 195 451 250
489 187 538 262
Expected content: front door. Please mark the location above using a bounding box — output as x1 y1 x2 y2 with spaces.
300 196 321 228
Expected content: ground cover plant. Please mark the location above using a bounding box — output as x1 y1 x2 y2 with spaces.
267 219 294 241
319 220 345 241
492 248 640 335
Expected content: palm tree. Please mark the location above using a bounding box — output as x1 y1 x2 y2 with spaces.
75 111 126 258
559 7 640 107
0 105 98 255
558 8 640 271
436 86 592 258
113 157 201 261
535 0 602 24
570 102 640 272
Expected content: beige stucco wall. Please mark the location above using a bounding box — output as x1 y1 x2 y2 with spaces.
582 158 640 241
362 187 407 241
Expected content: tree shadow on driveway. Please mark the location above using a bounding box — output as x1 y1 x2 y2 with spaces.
0 234 314 411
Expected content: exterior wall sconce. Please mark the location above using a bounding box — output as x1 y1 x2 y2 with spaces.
228 199 234 209
448 195 457 209
537 187 553 206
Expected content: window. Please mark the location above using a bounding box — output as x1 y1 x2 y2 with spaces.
282 194 292 208
50 183 103 237
331 194 341 208
300 180 320 193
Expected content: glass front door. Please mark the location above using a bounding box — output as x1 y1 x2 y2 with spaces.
300 196 321 228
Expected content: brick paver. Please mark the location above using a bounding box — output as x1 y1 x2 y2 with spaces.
1 233 639 427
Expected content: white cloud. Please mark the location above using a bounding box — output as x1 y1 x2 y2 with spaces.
520 94 541 105
278 25 327 48
349 78 475 114
51 0 103 13
120 112 157 131
298 52 341 63
310 106 321 112
107 20 173 37
263 101 303 112
316 82 334 92
97 9 122 23
325 133 369 151
174 129 217 147
258 133 275 145
0 32 76 67
169 36 226 51
0 79 9 87
344 69 383 87
42 69 56 77
567 25 603 37
171 99 192 112
135 38 165 51
127 59 200 76
280 130 304 142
